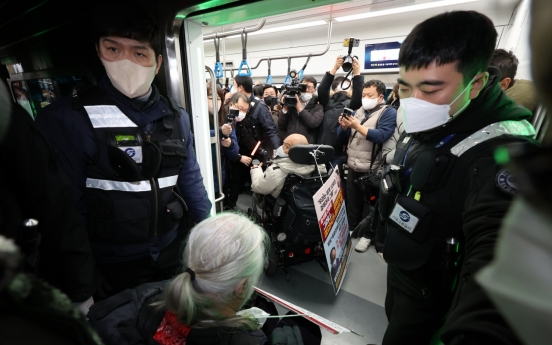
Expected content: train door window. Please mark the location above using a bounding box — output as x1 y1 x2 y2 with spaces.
9 75 93 119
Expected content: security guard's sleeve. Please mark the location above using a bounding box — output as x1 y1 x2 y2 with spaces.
440 154 523 344
177 109 212 223
3 103 95 302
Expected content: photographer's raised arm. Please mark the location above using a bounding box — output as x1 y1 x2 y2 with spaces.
350 57 364 110
330 56 344 75
318 61 339 107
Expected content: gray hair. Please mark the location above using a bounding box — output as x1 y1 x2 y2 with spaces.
161 213 268 329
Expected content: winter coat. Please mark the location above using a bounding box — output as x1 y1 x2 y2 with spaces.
278 96 324 144
250 157 326 198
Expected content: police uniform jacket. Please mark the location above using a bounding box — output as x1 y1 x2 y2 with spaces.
0 99 94 303
378 67 536 344
35 77 211 263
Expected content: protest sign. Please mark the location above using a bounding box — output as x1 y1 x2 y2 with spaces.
313 168 352 294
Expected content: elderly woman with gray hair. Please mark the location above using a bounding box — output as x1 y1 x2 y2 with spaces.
88 213 310 345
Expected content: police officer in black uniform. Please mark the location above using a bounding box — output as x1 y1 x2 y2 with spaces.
35 5 211 299
374 11 537 345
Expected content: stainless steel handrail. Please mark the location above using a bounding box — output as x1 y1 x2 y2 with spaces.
203 18 267 40
206 66 226 205
228 21 333 72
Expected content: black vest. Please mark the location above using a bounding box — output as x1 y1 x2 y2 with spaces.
76 87 187 245
379 125 532 271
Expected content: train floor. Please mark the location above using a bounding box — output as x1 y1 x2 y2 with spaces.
235 192 389 345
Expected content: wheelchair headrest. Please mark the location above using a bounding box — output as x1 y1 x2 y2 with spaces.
288 145 335 165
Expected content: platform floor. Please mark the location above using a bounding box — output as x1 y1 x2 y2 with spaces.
235 193 389 345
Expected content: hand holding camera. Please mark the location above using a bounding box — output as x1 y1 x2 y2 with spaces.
221 138 232 147
221 123 232 136
280 78 307 109
331 56 344 75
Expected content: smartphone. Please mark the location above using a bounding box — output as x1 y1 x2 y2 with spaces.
343 38 360 47
252 159 260 166
342 107 354 117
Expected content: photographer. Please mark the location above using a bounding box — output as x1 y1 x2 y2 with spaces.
316 56 363 168
278 76 323 144
337 80 397 253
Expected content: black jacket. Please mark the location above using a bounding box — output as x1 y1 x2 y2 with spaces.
88 281 268 345
316 72 363 151
278 96 324 144
0 101 95 303
383 67 533 345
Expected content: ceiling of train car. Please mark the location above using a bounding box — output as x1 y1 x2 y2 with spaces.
199 0 521 48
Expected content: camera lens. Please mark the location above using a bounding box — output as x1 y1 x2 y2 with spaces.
342 55 353 72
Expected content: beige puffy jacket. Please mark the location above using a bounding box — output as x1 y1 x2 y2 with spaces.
250 157 327 198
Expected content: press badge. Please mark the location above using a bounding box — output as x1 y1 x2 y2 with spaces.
389 203 419 233
119 146 143 163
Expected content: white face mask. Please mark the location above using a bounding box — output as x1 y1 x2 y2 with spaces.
235 111 246 122
300 92 313 103
400 77 475 133
275 145 288 158
230 84 238 94
362 96 379 111
101 58 156 99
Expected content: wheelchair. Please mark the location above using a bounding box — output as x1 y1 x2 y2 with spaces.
249 145 335 282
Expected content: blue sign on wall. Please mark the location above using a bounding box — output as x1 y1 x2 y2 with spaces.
364 42 402 70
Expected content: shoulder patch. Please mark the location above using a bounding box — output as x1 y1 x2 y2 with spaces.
495 169 518 195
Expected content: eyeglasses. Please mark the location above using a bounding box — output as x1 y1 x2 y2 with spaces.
306 85 315 91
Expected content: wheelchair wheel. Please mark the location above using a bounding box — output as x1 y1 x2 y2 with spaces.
265 242 278 276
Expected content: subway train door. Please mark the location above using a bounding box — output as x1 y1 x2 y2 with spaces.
159 0 347 215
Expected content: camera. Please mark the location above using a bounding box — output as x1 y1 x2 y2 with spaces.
264 96 279 108
227 108 239 122
342 38 360 73
280 76 307 108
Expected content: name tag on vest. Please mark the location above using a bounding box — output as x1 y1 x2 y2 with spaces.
389 203 419 233
119 146 143 163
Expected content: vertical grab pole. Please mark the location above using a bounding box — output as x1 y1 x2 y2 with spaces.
206 66 225 207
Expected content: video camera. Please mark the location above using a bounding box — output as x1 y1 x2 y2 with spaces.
220 108 239 139
341 38 360 73
264 96 279 109
227 108 239 123
280 71 307 108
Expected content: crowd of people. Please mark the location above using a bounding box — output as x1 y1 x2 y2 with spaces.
0 2 549 345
